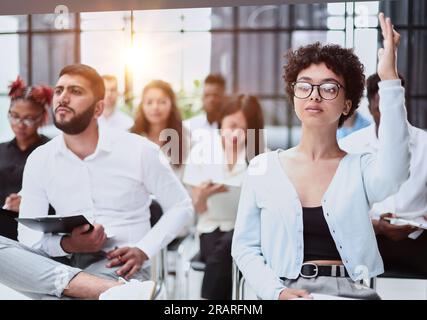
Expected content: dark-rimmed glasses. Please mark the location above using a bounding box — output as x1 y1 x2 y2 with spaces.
292 81 345 100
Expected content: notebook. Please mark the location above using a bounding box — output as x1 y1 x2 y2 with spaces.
384 216 427 230
15 215 94 234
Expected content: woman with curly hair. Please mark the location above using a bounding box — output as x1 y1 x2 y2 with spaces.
0 77 53 240
232 13 409 300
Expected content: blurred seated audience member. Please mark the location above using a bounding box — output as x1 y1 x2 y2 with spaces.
184 74 227 137
131 80 190 179
183 95 264 299
99 75 133 131
340 73 427 275
0 64 192 299
336 111 371 139
0 77 52 240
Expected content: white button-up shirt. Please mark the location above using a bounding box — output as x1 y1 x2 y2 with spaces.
184 113 218 133
18 127 193 260
232 80 410 300
340 123 427 238
183 133 247 233
98 109 133 131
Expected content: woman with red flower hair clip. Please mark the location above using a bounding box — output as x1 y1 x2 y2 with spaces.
0 77 53 240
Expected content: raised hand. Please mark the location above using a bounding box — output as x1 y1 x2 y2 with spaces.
377 12 400 81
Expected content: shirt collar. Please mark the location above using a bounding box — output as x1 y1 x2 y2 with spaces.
96 125 114 153
203 113 218 130
55 124 113 158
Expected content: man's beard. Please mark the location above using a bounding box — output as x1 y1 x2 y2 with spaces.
53 103 96 135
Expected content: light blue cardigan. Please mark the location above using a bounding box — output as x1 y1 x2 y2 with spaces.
231 80 410 300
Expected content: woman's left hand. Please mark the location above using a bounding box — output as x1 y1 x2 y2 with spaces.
377 12 400 81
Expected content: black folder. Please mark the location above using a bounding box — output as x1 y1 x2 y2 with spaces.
15 215 93 234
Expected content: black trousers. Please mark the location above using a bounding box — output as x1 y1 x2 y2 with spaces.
377 231 427 275
199 228 234 300
0 210 18 241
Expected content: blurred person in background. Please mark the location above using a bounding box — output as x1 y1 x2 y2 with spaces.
340 73 427 275
0 77 52 240
336 111 371 140
184 74 227 137
131 80 189 179
99 75 133 131
184 94 264 299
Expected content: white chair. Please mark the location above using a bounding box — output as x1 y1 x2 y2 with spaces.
232 260 246 300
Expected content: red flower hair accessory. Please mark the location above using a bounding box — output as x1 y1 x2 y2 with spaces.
8 76 26 100
29 85 53 108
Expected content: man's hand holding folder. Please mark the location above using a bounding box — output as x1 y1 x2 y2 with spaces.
60 223 107 253
16 214 107 253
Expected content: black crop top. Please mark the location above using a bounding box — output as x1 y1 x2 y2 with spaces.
302 206 341 262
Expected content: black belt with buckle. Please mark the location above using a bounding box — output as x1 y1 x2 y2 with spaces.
281 263 350 280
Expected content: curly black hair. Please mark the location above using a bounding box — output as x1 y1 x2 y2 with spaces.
283 42 365 127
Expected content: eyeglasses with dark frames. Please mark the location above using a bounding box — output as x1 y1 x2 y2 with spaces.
291 81 345 100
